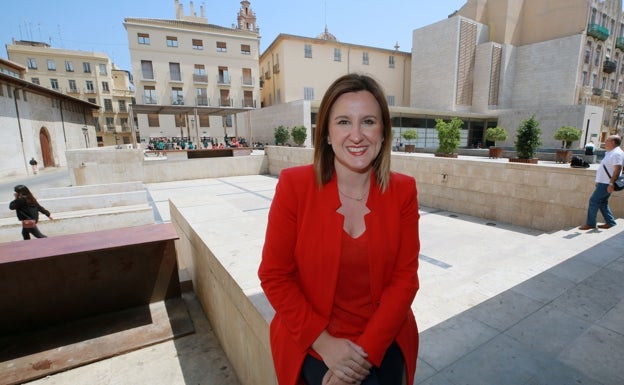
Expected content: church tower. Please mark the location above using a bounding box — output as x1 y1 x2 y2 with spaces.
237 1 258 32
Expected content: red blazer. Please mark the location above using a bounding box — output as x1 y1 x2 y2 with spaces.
259 165 420 385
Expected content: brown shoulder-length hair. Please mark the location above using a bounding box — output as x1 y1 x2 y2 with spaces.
313 73 393 192
14 184 38 206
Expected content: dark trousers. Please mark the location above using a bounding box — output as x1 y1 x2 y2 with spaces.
22 226 47 240
301 342 404 385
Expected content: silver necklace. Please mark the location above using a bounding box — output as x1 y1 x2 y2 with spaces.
339 189 368 201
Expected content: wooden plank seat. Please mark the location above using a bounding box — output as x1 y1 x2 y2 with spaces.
0 223 193 385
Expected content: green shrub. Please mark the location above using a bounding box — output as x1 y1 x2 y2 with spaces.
485 126 508 146
291 125 307 146
515 116 542 159
274 125 290 145
435 118 462 155
553 126 582 149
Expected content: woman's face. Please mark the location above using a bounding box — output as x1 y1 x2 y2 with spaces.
327 91 384 175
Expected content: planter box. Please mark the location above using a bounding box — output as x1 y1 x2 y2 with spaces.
435 153 458 158
489 147 503 158
509 158 539 164
405 144 416 153
555 149 572 164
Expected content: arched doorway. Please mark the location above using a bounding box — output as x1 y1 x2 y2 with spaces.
39 128 53 167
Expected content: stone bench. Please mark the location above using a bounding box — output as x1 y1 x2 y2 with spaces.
0 223 193 384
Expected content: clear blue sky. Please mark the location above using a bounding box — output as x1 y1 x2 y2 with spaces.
1 0 467 71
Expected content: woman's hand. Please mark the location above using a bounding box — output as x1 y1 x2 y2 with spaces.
322 370 361 385
312 331 371 383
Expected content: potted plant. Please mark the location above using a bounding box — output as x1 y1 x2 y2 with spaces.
553 125 582 163
274 125 290 145
291 125 307 147
485 126 508 158
510 115 542 164
401 129 419 153
434 117 462 158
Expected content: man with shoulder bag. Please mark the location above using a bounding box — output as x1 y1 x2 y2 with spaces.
579 135 624 230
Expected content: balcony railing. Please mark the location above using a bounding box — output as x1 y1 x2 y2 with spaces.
193 74 208 83
219 98 232 107
592 87 603 96
84 88 96 94
67 87 80 94
617 37 624 51
612 92 620 100
196 96 209 106
273 63 280 74
171 96 185 105
241 76 254 86
106 124 115 131
604 60 617 74
141 71 155 81
242 99 256 108
217 75 231 85
588 23 609 41
143 95 158 104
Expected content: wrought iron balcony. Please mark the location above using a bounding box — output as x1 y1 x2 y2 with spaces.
617 37 624 51
193 74 208 83
587 23 609 41
171 96 185 105
196 96 209 106
592 87 603 96
604 60 617 74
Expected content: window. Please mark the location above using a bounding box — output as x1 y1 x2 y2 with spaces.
105 117 115 129
242 68 253 86
138 33 150 45
147 113 159 127
193 64 208 82
141 60 154 79
389 55 395 68
0 84 3 96
199 115 210 127
172 87 184 105
334 48 341 62
104 99 113 112
192 39 203 50
83 62 91 73
387 95 395 106
585 48 591 64
304 44 312 58
304 87 314 100
118 100 127 112
68 79 77 92
86 80 95 93
31 77 40 85
243 90 253 107
27 58 37 69
101 81 110 92
144 86 157 104
50 78 59 90
88 98 96 104
167 36 178 47
196 88 208 105
99 63 107 75
47 59 56 71
217 41 227 52
169 62 181 81
65 61 74 72
120 117 129 129
241 44 251 55
218 66 230 84
219 89 230 106
362 52 369 65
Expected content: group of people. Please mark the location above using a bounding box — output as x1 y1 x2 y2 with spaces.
6 73 623 384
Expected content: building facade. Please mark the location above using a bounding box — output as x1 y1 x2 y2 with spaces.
411 0 624 148
125 0 260 147
0 58 99 178
260 31 412 108
5 40 134 147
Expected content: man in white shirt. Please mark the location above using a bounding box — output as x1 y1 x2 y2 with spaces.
579 135 623 230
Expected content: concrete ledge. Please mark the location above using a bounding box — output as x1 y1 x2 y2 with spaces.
170 194 275 385
0 204 155 243
40 181 144 198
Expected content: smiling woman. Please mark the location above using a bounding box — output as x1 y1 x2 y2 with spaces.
259 74 420 385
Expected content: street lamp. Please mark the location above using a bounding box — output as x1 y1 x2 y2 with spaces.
81 126 88 148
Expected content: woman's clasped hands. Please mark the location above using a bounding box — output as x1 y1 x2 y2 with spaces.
312 331 372 385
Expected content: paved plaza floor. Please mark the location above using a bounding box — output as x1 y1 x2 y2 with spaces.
4 169 623 385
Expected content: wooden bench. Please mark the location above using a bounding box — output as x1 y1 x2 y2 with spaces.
0 223 193 384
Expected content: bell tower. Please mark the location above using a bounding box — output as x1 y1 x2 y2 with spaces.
237 1 258 32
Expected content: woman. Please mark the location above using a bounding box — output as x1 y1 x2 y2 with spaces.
258 74 420 385
9 184 54 240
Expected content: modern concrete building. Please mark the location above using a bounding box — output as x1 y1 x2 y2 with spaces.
0 58 99 178
125 0 260 147
411 0 624 149
5 40 134 147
